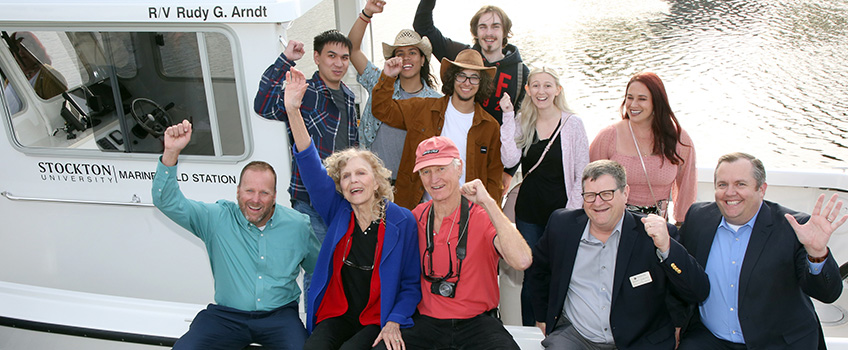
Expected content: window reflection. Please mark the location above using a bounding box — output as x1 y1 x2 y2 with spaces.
1 29 245 157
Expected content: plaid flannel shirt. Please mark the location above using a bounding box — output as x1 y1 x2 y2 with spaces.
254 53 358 203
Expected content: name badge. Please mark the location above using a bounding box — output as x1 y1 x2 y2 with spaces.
629 271 653 288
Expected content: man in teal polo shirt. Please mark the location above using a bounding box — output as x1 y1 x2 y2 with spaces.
152 119 320 350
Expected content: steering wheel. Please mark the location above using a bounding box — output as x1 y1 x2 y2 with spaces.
130 98 172 137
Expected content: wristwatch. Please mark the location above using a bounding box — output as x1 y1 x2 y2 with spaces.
807 248 829 263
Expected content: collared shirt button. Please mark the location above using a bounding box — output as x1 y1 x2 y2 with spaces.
730 284 734 288
165 171 169 174
261 256 265 259
730 307 734 311
257 298 261 302
258 276 262 279
732 261 736 264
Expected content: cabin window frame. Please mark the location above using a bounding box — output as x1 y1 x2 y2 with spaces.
0 24 252 162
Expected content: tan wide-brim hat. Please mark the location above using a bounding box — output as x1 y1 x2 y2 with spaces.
382 29 433 60
440 49 496 82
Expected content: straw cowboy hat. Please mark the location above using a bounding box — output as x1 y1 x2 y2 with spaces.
382 29 433 60
440 49 496 82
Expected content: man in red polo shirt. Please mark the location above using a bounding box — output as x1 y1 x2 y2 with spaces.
377 136 531 350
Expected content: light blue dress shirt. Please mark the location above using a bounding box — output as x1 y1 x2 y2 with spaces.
152 160 320 311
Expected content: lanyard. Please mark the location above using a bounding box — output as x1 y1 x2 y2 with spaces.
423 196 470 283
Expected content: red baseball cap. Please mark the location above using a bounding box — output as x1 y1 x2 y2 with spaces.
413 136 461 173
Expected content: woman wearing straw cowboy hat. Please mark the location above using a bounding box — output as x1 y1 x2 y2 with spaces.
371 47 503 211
349 0 442 186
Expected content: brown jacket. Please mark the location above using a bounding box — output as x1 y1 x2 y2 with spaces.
372 73 503 210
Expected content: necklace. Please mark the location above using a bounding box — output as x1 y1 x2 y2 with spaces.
400 80 424 94
434 206 460 248
362 221 377 235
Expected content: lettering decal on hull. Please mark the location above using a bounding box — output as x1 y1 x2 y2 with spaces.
148 6 269 21
36 162 236 185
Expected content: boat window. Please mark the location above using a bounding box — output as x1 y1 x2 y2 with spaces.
0 29 246 158
1 66 26 115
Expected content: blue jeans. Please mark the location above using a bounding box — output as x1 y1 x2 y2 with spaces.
516 218 546 327
292 199 329 299
173 301 305 350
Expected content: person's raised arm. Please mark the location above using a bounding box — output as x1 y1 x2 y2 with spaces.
162 120 192 166
461 179 531 270
154 119 217 238
499 92 520 168
371 57 411 130
412 0 467 60
253 40 305 121
349 0 385 75
283 68 311 153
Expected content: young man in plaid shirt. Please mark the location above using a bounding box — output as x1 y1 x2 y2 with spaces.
254 29 357 293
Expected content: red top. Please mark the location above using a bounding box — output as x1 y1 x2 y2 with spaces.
413 201 500 319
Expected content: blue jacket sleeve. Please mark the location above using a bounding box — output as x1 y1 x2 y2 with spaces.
292 142 347 225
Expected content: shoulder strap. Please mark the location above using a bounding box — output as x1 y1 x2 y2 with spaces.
628 120 659 204
456 196 470 260
524 114 570 177
424 197 471 260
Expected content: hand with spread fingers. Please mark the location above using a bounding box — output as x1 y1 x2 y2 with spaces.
373 321 405 350
641 214 670 253
786 193 848 259
283 68 308 111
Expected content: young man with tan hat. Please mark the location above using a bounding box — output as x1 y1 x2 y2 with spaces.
413 0 530 190
348 0 442 183
371 48 503 210
412 0 528 126
373 136 531 350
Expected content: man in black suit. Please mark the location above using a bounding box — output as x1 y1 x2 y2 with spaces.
528 160 710 349
677 152 846 349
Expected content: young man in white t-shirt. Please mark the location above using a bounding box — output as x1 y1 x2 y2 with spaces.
371 49 503 210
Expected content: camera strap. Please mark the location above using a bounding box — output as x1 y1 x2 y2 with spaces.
424 196 470 281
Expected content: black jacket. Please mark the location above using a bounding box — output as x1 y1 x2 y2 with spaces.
528 209 709 349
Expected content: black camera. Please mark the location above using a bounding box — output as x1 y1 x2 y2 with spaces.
430 280 457 298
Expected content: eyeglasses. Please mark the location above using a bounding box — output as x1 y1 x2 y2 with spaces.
581 188 620 203
455 73 481 85
342 226 376 271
